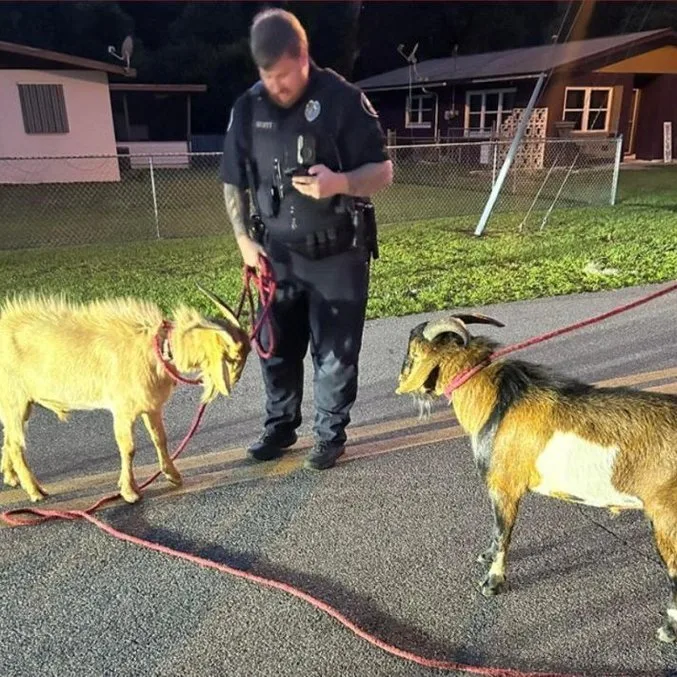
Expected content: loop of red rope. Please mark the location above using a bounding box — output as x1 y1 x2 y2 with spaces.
236 254 277 359
444 280 677 399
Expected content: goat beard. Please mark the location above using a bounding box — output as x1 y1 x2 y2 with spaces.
411 392 435 421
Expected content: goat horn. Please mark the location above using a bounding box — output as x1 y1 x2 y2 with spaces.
422 317 470 346
196 283 241 328
451 313 504 328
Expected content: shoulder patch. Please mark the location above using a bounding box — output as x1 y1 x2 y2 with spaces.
360 92 379 118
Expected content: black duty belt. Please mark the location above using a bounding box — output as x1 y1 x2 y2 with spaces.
267 223 357 261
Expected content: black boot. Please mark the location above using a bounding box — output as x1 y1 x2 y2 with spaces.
303 440 345 471
247 429 297 462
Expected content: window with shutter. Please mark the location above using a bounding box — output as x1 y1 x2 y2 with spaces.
17 84 69 134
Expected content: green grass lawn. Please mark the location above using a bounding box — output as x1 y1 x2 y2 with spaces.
0 165 675 322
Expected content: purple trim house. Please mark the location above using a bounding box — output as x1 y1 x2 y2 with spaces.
355 28 677 161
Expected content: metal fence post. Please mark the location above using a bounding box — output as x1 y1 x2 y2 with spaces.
492 142 498 188
610 134 623 206
148 156 160 238
474 71 547 236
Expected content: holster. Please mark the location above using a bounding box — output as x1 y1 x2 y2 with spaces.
350 198 379 261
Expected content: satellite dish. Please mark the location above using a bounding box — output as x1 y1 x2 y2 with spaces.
107 35 134 71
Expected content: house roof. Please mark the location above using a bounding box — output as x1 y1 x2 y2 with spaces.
0 40 136 77
109 84 207 93
355 28 677 91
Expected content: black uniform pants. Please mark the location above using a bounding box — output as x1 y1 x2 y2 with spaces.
255 242 370 446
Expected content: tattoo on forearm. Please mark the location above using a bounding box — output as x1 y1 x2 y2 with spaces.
223 183 249 238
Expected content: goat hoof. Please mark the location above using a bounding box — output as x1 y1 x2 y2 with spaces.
479 575 507 597
3 472 19 488
163 468 182 487
657 624 677 644
27 483 49 501
120 488 141 504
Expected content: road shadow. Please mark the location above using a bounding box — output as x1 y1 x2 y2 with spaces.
103 502 673 677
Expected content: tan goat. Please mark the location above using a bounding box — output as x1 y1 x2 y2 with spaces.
0 287 250 504
396 313 677 644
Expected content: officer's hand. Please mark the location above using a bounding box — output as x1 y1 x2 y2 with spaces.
292 164 346 200
236 234 267 269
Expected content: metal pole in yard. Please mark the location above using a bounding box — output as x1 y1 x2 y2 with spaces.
474 71 547 237
610 134 623 206
149 156 160 238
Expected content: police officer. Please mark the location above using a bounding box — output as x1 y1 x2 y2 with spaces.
220 8 393 471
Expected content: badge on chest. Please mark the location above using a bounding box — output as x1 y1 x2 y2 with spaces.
304 99 321 122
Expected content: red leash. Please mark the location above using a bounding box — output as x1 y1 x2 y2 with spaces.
236 254 277 359
2 281 672 677
444 280 677 399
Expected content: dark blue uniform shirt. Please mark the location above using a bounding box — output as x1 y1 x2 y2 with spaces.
219 62 389 244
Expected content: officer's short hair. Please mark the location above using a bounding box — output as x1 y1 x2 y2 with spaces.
250 8 308 70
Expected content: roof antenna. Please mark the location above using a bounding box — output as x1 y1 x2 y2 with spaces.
397 42 421 79
397 42 423 110
397 42 419 64
108 35 134 72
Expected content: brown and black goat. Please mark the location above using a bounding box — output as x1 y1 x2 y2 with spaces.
0 286 250 505
396 313 677 644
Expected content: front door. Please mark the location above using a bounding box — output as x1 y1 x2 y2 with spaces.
625 88 641 156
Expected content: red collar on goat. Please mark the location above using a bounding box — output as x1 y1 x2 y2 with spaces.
443 357 492 400
153 320 203 386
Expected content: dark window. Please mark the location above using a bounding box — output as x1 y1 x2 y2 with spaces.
17 84 69 134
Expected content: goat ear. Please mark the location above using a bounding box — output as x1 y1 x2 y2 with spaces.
452 313 504 328
196 283 241 329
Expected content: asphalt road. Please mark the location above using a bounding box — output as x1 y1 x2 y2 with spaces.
2 282 677 677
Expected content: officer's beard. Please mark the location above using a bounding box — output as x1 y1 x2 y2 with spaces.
272 88 303 108
270 75 310 109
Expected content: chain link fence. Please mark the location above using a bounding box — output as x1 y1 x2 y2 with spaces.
0 136 621 251
381 137 622 228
